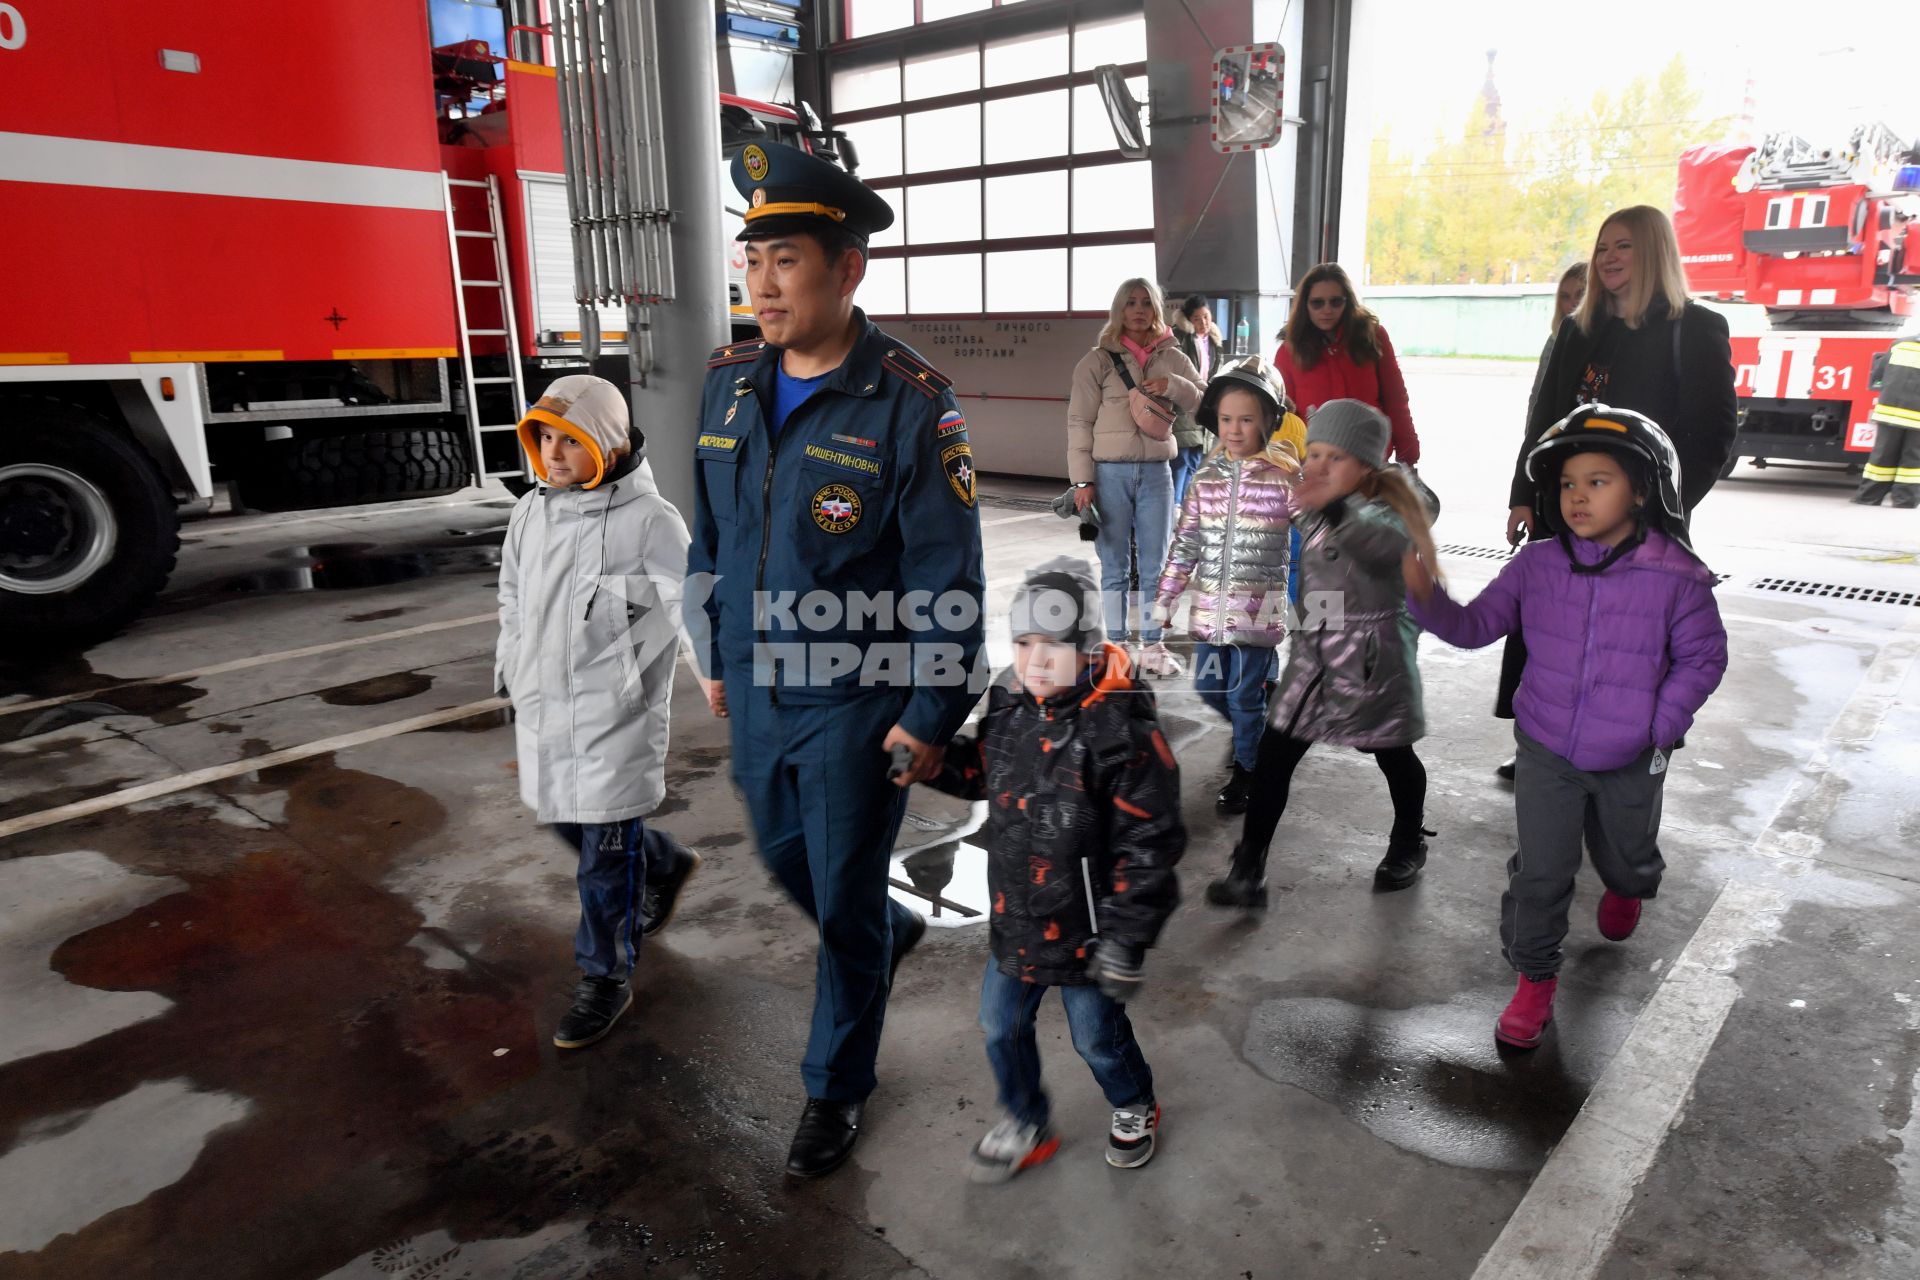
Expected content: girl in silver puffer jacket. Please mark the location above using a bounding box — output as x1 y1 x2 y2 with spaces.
1154 357 1304 813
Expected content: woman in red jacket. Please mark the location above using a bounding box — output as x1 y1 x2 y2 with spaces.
1272 264 1421 464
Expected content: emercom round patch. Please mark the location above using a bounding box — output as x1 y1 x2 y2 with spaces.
812 482 862 533
743 145 769 183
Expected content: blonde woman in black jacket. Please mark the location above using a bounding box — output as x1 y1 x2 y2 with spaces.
1493 206 1737 779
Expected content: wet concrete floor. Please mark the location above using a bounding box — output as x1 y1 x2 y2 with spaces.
2 362 1918 1278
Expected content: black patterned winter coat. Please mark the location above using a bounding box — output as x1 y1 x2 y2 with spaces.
929 645 1185 985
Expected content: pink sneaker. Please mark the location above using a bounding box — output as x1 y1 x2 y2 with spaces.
1495 974 1557 1050
1597 891 1643 941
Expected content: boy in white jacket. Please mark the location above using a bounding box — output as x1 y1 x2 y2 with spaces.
496 375 700 1049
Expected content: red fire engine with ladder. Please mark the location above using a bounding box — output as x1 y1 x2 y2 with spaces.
0 0 842 649
1674 124 1920 480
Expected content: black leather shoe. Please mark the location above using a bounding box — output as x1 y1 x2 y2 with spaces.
786 1098 863 1177
553 976 632 1049
1216 763 1252 814
890 910 927 985
1373 836 1430 892
1495 757 1516 782
640 843 703 937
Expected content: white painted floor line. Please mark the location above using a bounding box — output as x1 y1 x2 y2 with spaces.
179 492 507 540
1 614 497 716
1471 617 1920 1280
0 697 508 842
979 510 1057 528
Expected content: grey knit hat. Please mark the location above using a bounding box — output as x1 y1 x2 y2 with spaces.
1008 556 1102 652
1306 398 1390 470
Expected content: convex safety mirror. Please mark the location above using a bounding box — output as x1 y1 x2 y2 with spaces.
1211 43 1283 153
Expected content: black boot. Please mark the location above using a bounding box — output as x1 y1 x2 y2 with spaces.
1216 763 1253 814
553 975 633 1049
640 842 703 937
786 1098 864 1177
1204 842 1269 908
1495 757 1516 782
1373 831 1430 892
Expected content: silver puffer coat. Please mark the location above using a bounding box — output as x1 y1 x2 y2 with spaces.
1267 494 1424 748
1154 446 1295 646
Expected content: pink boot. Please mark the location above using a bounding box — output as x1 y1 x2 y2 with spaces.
1597 891 1643 941
1495 974 1557 1050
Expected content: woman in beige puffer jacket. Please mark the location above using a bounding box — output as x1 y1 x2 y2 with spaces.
1066 277 1202 676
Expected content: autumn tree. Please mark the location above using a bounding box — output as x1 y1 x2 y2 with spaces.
1367 54 1731 285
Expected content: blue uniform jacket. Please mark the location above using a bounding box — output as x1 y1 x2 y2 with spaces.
688 312 987 746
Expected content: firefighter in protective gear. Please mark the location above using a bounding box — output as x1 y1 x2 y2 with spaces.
1853 341 1920 508
687 142 986 1179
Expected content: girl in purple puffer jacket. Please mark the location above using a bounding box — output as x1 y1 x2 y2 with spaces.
1404 405 1727 1051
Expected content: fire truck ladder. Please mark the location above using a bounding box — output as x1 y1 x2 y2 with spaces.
441 172 530 481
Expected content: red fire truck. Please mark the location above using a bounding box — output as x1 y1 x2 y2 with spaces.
1674 126 1920 479
0 1 838 648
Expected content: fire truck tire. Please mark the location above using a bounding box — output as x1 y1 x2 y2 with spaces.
0 400 181 653
230 427 470 512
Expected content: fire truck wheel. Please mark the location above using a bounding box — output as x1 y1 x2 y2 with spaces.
230 426 470 512
0 401 181 652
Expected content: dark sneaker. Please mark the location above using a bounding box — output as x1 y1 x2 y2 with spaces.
968 1116 1060 1184
1495 757 1517 782
786 1098 863 1178
639 844 703 937
553 975 633 1049
1107 1101 1159 1169
1216 763 1252 813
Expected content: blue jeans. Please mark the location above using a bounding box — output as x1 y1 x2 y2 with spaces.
978 961 1154 1129
1170 445 1206 508
1093 459 1174 643
1192 642 1278 771
551 819 682 980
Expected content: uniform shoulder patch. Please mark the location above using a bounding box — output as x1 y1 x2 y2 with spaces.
880 343 952 398
707 338 768 368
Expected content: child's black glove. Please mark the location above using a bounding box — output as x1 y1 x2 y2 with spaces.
1089 939 1145 1004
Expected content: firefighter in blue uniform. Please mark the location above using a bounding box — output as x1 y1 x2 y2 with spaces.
687 142 986 1177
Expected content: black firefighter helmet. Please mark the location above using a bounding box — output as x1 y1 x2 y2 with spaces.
1196 355 1294 435
1525 403 1692 554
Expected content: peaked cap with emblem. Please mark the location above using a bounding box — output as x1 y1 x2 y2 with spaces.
731 141 895 244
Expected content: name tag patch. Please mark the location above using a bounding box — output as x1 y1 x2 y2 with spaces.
804 443 884 478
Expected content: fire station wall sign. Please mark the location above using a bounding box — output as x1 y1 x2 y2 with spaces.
1212 43 1283 155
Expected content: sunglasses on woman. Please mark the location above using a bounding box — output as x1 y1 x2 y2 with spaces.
1308 296 1347 311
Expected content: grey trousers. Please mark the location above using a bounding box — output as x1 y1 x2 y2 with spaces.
1504 728 1669 977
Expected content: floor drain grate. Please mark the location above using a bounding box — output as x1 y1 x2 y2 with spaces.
979 492 1057 512
1750 578 1919 607
1436 543 1514 560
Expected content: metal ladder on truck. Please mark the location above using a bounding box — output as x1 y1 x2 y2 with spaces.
441 173 530 482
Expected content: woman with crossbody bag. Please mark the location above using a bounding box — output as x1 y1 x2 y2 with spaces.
1067 278 1204 676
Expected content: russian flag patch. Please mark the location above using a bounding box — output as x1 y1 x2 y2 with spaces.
936 410 967 439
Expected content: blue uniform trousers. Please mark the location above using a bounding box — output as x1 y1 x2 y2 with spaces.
551 819 682 981
727 681 917 1102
